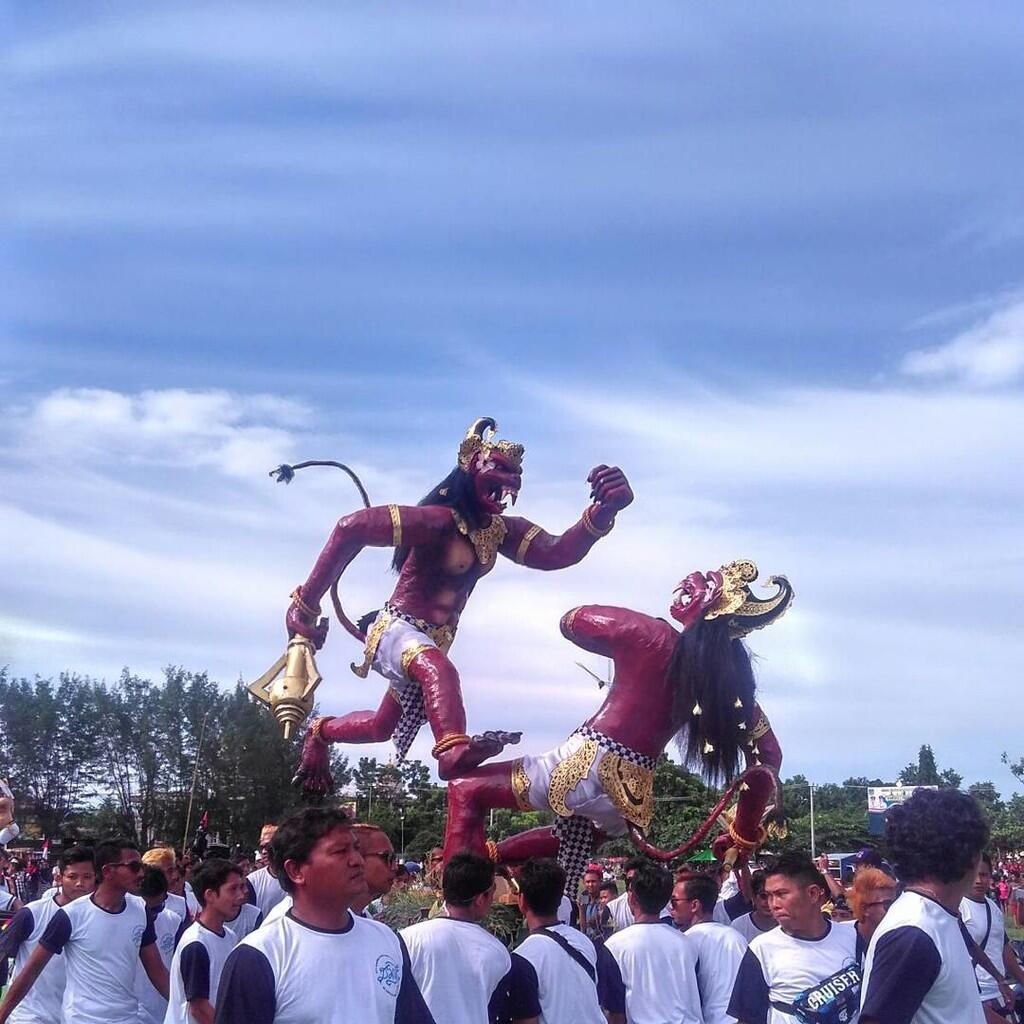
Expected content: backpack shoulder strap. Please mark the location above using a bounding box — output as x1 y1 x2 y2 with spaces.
535 927 597 982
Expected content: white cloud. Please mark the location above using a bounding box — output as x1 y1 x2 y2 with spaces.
902 297 1024 387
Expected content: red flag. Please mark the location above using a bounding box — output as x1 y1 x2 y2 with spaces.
199 811 209 831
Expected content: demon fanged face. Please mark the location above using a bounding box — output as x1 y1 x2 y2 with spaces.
670 570 724 629
468 450 522 516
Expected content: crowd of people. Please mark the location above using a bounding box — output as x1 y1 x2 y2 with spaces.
0 786 1020 1023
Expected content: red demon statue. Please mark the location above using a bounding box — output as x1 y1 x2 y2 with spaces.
289 418 633 788
442 560 792 890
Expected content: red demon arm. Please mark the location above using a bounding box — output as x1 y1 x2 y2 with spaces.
558 604 657 659
712 703 784 864
287 504 454 646
499 464 633 571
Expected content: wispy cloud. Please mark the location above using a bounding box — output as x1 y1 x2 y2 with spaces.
902 296 1024 387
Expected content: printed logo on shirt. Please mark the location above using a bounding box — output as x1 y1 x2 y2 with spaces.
375 954 401 997
775 964 862 1023
131 924 146 946
159 933 175 955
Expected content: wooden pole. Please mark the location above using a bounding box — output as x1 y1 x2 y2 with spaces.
182 710 212 853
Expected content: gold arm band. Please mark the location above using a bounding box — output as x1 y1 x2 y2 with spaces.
310 716 331 744
431 733 471 758
388 504 402 547
400 643 433 680
563 606 583 636
581 505 613 539
750 713 772 741
515 525 542 564
728 821 767 852
485 840 499 863
290 587 321 620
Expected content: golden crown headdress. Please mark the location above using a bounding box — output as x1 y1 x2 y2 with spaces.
457 417 525 473
707 559 794 639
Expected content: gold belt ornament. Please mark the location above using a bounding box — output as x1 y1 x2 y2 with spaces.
511 759 533 811
547 739 599 817
598 753 654 830
352 609 456 679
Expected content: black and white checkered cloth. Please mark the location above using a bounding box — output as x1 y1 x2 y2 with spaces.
574 724 657 770
392 685 427 761
552 813 595 898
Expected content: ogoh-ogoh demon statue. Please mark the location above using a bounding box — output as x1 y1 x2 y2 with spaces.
289 417 633 789
441 560 793 892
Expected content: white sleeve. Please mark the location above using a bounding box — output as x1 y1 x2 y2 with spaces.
0 822 20 846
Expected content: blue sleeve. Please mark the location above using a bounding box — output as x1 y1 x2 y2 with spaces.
502 952 541 1022
724 890 752 920
596 941 626 1014
173 914 190 950
395 934 435 1024
860 925 941 1024
181 942 211 1002
140 909 157 948
245 879 257 906
214 945 276 1024
727 948 770 1024
39 908 73 955
0 907 34 959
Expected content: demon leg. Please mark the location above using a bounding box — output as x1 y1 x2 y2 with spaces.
442 761 518 860
294 692 402 796
408 648 520 780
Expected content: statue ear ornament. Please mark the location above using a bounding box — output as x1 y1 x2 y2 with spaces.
702 560 794 639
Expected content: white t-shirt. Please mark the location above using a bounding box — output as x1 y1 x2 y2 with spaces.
399 917 513 1024
164 893 189 924
514 923 625 1024
731 911 779 944
245 868 286 918
3 889 68 1024
605 921 704 1024
182 884 201 918
224 902 262 940
165 919 239 1024
259 893 292 927
215 909 432 1024
557 895 572 925
960 895 1005 1002
729 918 862 1024
40 892 157 1024
606 891 672 931
134 905 182 1024
1 888 18 912
685 920 748 1024
861 890 985 1024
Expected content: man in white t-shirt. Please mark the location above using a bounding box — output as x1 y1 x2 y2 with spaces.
214 807 432 1024
672 872 748 1024
0 838 169 1024
135 866 184 1024
731 870 778 944
401 852 538 1024
728 852 861 1024
860 789 991 1024
513 858 625 1024
142 848 190 925
606 857 672 932
960 853 1024 1018
605 861 703 1024
0 845 96 1024
166 858 247 1024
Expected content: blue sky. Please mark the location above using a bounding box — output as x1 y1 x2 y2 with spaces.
3 2 1024 796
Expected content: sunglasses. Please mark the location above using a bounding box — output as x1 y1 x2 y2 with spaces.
864 899 896 911
365 851 398 866
112 860 143 872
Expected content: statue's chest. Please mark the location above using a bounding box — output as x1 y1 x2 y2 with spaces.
440 513 507 579
440 535 483 578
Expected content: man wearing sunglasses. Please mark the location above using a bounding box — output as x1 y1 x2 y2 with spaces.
351 825 398 919
246 824 287 918
0 838 169 1024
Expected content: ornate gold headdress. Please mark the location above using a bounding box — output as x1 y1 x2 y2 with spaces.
457 417 525 472
706 559 794 639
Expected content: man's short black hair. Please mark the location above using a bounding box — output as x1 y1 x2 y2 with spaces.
681 873 719 914
94 838 140 879
623 856 648 877
139 865 168 900
517 858 565 916
599 881 618 897
765 852 827 891
629 861 673 915
886 788 989 885
59 846 94 874
750 869 767 896
442 852 495 907
268 807 352 895
191 858 243 908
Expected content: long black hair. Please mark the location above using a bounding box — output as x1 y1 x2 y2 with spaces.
668 616 757 784
391 466 482 573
